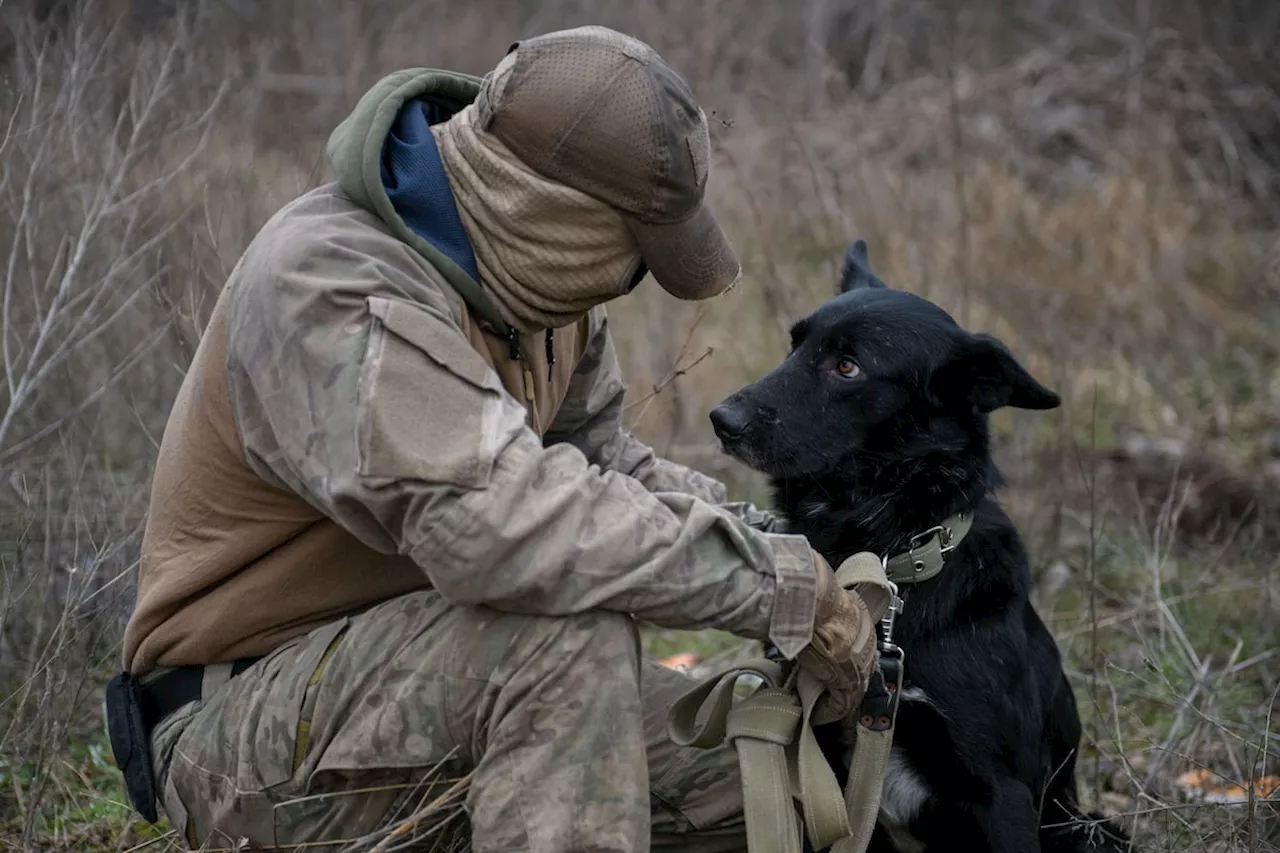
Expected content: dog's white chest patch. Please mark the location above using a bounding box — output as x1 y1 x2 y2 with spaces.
877 745 931 853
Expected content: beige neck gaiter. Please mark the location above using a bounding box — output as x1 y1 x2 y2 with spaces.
432 104 644 333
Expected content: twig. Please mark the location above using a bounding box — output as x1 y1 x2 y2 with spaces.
944 5 973 328
1086 383 1102 801
624 347 715 429
363 773 471 853
1042 795 1280 825
1248 680 1280 852
118 830 179 853
623 303 713 430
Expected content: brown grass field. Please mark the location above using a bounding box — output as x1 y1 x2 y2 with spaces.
1 1 1279 850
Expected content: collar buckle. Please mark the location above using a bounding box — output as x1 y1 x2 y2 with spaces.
901 523 956 577
883 512 974 585
907 522 956 555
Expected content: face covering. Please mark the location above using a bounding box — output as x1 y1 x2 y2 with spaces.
432 100 645 333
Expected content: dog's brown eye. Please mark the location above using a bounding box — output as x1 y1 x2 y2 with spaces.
836 357 861 378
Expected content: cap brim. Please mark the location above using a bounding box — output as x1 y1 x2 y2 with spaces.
626 203 741 301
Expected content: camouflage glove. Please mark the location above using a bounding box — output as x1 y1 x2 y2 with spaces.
796 551 889 725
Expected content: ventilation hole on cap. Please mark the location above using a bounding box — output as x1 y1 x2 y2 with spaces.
515 36 667 217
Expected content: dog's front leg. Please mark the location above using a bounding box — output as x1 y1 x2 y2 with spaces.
977 777 1041 853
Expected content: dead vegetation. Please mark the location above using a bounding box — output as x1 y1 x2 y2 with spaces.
1 1 1278 851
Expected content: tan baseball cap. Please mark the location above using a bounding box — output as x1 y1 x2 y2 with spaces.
475 26 741 301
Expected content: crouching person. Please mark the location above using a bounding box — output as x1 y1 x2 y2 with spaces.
107 26 884 853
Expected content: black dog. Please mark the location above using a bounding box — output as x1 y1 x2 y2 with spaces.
710 241 1129 853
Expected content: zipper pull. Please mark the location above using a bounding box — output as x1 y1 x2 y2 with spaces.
523 366 536 402
523 364 542 434
506 326 540 431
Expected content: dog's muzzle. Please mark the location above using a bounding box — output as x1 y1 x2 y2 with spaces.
709 403 748 441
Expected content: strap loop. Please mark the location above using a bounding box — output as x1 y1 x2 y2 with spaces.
667 549 903 853
669 663 853 852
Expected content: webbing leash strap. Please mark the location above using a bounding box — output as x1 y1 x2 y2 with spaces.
666 660 852 853
832 552 904 853
666 552 901 853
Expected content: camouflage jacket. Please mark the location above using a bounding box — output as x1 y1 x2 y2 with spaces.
122 70 815 673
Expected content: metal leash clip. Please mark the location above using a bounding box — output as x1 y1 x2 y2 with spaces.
856 572 905 733
879 578 904 653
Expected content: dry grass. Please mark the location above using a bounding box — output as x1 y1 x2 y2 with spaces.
1 0 1278 851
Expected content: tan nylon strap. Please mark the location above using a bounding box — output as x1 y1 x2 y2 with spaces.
834 552 896 594
667 551 901 853
830 724 896 853
199 662 235 699
828 554 898 853
667 662 786 749
727 687 806 853
666 663 804 851
668 663 853 853
792 669 856 848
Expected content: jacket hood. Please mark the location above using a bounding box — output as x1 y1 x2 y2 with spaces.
326 69 511 335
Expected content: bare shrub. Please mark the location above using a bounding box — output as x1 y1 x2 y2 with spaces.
0 6 228 848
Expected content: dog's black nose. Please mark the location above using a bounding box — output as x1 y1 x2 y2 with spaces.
710 404 748 440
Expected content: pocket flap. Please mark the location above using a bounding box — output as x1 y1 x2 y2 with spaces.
367 296 500 394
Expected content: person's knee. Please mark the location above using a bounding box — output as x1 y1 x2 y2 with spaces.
511 609 641 687
553 609 639 668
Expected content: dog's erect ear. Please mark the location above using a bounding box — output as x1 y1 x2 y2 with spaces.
930 334 1061 414
838 239 889 294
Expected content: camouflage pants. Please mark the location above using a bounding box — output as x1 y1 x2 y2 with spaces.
150 590 746 852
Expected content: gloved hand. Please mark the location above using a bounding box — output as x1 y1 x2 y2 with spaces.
796 551 891 724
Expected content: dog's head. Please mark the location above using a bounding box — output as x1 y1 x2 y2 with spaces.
711 240 1060 482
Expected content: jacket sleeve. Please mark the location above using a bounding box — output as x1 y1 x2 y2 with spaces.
715 502 788 533
225 244 815 659
544 310 786 528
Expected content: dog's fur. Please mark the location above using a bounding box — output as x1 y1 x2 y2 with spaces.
710 241 1130 853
